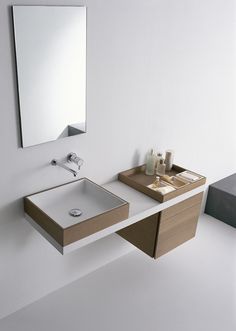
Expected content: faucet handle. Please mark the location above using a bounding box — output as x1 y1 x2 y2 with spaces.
67 152 84 170
77 159 84 170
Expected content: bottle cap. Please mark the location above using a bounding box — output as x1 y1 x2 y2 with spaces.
166 149 174 155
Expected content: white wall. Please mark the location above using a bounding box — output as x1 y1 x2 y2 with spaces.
0 0 236 319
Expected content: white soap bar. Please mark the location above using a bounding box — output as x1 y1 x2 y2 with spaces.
147 184 175 195
156 186 176 195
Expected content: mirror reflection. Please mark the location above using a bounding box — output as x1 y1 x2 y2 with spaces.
12 6 86 147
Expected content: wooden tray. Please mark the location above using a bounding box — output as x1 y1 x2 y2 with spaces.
118 164 206 203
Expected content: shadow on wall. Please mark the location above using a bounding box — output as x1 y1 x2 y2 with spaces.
101 149 142 186
0 199 35 252
132 149 141 168
63 233 134 275
8 6 22 148
57 124 86 139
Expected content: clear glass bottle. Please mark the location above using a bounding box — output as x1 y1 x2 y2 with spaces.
145 149 156 175
156 153 163 173
156 159 166 176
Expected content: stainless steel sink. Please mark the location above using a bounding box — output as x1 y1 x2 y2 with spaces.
24 178 129 252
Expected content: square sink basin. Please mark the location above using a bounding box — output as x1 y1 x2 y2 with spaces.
24 178 129 251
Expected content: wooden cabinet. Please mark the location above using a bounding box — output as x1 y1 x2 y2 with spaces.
117 192 203 259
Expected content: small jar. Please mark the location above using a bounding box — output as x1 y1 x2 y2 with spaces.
165 150 174 172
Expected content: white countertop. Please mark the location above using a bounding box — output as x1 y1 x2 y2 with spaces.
26 179 205 254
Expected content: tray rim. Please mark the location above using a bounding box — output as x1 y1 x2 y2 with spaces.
118 164 206 203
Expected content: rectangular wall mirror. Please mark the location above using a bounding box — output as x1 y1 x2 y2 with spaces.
12 6 86 148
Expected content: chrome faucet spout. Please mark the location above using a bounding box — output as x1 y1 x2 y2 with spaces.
51 159 78 177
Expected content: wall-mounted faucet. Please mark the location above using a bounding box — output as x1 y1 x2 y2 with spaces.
51 152 84 177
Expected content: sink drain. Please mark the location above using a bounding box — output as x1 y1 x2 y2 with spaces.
69 208 82 217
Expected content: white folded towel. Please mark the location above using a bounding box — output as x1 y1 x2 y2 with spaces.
177 171 200 182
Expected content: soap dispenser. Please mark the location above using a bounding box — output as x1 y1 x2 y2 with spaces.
145 149 156 175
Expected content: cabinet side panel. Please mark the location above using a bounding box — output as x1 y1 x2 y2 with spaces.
117 214 159 258
155 203 201 258
24 198 64 245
